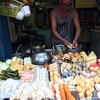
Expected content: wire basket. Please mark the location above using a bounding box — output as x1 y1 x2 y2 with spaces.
0 0 24 18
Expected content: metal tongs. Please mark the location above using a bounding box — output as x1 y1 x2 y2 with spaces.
15 44 24 57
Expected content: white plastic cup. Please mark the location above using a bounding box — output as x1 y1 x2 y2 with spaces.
21 5 31 17
16 11 25 20
55 45 65 52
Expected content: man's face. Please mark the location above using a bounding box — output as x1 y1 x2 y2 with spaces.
59 0 72 11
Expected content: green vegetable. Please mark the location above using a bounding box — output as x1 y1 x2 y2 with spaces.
6 59 12 65
0 69 20 80
0 75 8 80
6 69 15 73
7 71 19 77
42 45 45 48
0 62 8 70
5 73 20 80
12 56 17 61
8 65 11 70
33 45 36 48
13 76 20 80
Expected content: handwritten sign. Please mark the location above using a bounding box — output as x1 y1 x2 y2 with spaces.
75 0 97 8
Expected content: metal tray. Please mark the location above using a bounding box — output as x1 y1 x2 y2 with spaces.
70 90 100 100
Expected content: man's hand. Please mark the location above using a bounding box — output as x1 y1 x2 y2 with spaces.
63 40 70 47
72 40 78 48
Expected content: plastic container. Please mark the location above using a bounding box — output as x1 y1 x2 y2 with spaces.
16 10 24 20
0 5 20 18
21 5 31 17
0 0 24 18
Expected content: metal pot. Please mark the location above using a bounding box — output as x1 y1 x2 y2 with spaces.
31 52 52 65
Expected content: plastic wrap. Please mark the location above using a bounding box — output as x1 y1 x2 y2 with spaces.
0 79 21 99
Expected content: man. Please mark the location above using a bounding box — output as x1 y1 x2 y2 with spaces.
50 0 81 52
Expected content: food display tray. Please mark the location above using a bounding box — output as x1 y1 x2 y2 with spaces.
0 89 100 100
71 90 100 100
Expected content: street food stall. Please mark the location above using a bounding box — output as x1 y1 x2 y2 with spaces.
0 0 100 100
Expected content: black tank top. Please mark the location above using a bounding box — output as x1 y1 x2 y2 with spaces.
52 7 73 45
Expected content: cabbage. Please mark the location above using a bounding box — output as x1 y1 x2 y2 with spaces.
12 56 17 61
0 62 8 71
6 59 12 65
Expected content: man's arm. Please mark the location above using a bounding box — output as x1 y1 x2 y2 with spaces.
72 9 81 48
50 10 70 46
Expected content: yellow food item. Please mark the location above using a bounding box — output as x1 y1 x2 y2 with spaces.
24 63 33 70
76 55 81 59
89 51 95 57
59 79 64 84
90 87 94 93
72 64 77 68
50 77 54 81
11 61 24 75
95 66 99 70
76 86 82 93
74 53 79 57
63 54 71 60
90 67 94 71
90 81 95 87
94 76 100 83
68 52 73 56
77 57 84 62
54 71 59 75
80 51 87 59
79 93 85 98
85 79 91 84
86 90 92 97
54 75 59 78
97 70 100 75
81 89 85 93
70 55 75 59
85 56 96 62
85 84 90 90
80 82 85 88
72 58 77 62
50 72 54 76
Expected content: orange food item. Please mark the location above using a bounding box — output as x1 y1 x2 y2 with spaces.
64 84 76 100
51 83 56 97
58 84 66 100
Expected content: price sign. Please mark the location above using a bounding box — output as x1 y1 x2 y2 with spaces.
75 0 97 8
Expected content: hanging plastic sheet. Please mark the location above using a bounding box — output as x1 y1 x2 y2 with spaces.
0 15 13 61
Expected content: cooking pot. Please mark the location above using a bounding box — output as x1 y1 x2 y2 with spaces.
31 52 52 65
